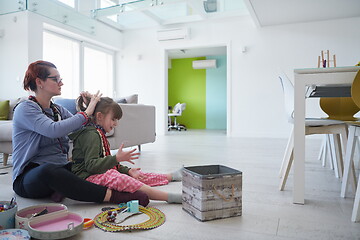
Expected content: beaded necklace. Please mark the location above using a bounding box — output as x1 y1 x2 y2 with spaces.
28 95 65 154
28 95 62 121
94 206 166 232
88 123 118 170
90 123 111 157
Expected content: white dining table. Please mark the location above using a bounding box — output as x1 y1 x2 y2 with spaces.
293 66 360 204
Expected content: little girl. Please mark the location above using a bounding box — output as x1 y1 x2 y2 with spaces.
70 96 182 204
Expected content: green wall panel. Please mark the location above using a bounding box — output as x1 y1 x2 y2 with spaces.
168 57 206 129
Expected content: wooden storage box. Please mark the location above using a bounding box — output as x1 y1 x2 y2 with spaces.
182 165 242 221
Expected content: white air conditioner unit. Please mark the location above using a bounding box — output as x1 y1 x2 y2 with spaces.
157 28 190 41
192 59 217 69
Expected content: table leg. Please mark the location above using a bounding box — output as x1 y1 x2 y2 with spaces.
293 76 306 204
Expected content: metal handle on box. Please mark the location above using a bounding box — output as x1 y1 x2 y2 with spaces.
212 184 235 202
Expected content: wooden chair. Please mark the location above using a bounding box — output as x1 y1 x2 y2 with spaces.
278 73 348 190
353 178 360 222
340 70 360 221
318 135 342 178
340 124 360 222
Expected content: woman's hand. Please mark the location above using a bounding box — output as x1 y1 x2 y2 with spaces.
128 168 148 181
116 143 140 164
80 91 92 105
84 90 102 116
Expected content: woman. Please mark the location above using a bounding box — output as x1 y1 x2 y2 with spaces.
12 60 149 206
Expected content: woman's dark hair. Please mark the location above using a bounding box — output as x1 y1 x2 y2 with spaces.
23 60 57 91
77 96 122 121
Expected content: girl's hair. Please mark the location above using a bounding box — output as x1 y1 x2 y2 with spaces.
23 60 57 91
77 96 122 121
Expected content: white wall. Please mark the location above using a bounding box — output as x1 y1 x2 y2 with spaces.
1 11 359 139
0 12 30 98
0 10 123 99
118 16 360 138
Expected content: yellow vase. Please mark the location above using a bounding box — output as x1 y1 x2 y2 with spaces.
320 97 360 121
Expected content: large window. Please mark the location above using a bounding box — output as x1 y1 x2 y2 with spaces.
43 31 80 98
43 31 115 98
84 45 114 96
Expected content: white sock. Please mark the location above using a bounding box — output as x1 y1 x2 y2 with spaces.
171 168 183 181
167 193 182 204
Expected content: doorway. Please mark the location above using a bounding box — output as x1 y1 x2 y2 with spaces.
165 45 231 134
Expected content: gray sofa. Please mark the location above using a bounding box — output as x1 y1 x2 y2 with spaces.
0 97 156 166
0 97 24 166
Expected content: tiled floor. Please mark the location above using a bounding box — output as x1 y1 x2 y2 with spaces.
1 130 359 239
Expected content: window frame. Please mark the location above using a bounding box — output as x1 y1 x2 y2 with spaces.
43 29 116 98
82 41 116 97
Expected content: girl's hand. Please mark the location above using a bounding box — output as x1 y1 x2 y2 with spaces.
129 168 147 181
84 90 102 116
116 143 139 164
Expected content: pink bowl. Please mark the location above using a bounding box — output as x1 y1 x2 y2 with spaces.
16 203 67 230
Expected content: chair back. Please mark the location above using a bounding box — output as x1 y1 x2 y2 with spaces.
351 70 360 108
279 73 294 123
173 103 186 115
320 70 360 120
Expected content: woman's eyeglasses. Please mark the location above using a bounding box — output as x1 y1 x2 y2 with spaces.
47 76 63 84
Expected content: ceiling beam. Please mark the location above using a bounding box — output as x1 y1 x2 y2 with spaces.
186 0 207 20
97 16 126 31
141 9 163 24
243 0 261 27
162 15 204 25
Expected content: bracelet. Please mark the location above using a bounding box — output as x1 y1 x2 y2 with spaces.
78 111 89 125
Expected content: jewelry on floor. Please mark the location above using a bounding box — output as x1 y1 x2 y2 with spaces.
94 206 166 232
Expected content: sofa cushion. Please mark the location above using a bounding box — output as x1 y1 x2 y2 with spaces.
0 100 10 120
53 98 77 115
8 97 29 120
0 120 12 141
107 103 156 149
115 94 138 104
116 98 127 103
